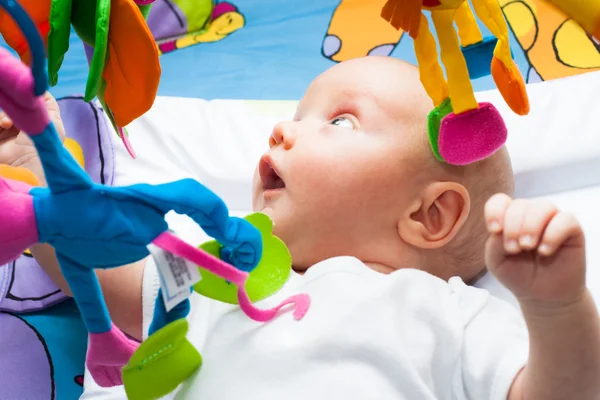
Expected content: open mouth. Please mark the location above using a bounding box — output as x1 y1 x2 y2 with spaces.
259 155 285 191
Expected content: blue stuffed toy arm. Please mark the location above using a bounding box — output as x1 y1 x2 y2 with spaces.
30 122 93 193
117 179 263 272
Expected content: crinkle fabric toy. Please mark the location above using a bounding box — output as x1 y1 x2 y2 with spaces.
0 0 49 66
0 0 309 392
381 0 530 166
47 0 159 157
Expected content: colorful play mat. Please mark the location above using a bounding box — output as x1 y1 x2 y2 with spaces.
0 1 598 399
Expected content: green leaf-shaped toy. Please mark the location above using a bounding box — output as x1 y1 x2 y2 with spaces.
194 213 292 303
123 319 202 400
427 97 453 162
47 0 110 100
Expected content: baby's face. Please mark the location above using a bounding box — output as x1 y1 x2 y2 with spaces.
252 57 433 270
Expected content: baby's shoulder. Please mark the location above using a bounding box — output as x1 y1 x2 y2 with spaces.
301 257 491 317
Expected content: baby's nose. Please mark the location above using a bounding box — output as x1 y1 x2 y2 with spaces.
269 121 296 149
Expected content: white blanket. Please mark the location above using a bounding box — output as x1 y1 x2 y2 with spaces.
82 71 600 400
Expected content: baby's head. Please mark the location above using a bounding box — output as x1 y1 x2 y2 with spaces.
252 57 513 281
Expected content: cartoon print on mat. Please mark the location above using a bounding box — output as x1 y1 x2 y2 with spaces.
0 96 115 399
500 0 600 83
0 313 55 399
322 0 404 62
147 0 244 55
0 300 88 400
322 0 600 80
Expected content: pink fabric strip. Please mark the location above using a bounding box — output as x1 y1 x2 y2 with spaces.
3 177 34 193
0 47 49 135
151 232 310 322
0 178 38 265
152 231 247 285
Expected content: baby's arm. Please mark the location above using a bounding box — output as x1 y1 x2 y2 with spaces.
0 94 146 341
485 194 600 400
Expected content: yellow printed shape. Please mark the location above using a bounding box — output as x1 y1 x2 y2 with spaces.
546 0 600 36
176 11 244 48
554 20 600 68
502 0 600 81
64 138 85 168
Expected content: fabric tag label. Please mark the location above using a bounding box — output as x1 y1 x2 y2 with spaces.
148 240 201 311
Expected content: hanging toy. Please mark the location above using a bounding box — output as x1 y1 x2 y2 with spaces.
0 0 309 390
0 0 50 66
46 0 160 157
381 0 530 165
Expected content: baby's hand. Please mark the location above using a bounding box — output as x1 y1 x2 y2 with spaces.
484 193 586 306
0 92 65 184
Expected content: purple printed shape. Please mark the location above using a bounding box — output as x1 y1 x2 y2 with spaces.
0 256 64 313
0 97 116 313
527 66 543 84
58 96 115 186
84 43 94 65
322 35 341 58
0 313 53 399
368 44 395 57
147 0 189 40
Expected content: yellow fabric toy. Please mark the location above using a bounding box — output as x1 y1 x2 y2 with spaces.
381 0 529 165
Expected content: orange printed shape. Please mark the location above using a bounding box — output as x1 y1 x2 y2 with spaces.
491 56 530 116
0 165 40 186
0 0 51 65
102 0 161 128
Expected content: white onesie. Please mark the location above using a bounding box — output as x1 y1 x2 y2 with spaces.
135 255 528 400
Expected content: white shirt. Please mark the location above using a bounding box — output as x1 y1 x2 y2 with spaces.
82 256 528 399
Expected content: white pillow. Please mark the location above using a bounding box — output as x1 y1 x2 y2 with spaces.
482 71 600 198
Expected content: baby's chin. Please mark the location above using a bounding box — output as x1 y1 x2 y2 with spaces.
257 206 275 219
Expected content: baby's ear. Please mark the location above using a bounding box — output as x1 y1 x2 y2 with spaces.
397 182 470 249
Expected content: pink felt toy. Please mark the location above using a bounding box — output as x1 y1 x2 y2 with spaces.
438 102 508 166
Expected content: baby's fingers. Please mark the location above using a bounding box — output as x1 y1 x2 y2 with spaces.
42 92 65 140
0 111 13 129
485 193 512 233
502 199 530 253
518 200 558 250
538 212 584 256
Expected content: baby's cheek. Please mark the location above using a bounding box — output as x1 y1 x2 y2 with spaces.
251 171 262 210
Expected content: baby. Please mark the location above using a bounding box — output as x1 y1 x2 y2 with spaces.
1 56 598 400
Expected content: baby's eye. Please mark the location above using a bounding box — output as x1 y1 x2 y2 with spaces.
329 116 356 129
